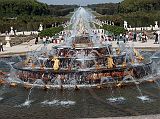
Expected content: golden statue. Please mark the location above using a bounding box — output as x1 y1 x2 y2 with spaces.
24 57 32 65
40 64 45 70
92 73 97 80
24 57 36 68
95 62 100 70
52 57 60 71
137 55 144 61
131 60 135 64
122 61 126 67
31 64 35 69
133 48 144 61
116 48 120 55
107 56 114 68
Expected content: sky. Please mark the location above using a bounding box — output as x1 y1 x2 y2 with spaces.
38 0 123 6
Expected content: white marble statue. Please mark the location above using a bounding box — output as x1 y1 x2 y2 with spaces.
9 26 14 36
124 21 128 29
5 35 11 47
155 21 159 30
39 24 43 31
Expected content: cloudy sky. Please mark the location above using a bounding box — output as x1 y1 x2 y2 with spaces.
38 0 123 6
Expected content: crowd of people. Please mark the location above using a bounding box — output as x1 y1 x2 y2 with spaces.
103 31 149 44
35 36 65 45
104 31 160 45
32 30 159 48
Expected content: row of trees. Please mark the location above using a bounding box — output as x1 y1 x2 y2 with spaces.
88 3 119 15
0 0 49 16
0 0 77 33
0 0 77 17
119 0 160 13
88 0 160 27
49 5 77 17
0 16 68 33
89 0 160 15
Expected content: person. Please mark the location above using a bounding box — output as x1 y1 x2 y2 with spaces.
138 32 142 41
133 32 137 42
142 32 147 43
48 37 52 43
125 33 129 42
129 32 133 41
144 33 148 42
123 34 126 43
117 34 124 44
154 32 159 44
42 37 46 46
0 42 3 52
35 37 38 44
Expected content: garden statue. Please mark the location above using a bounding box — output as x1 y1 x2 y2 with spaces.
52 57 60 71
107 56 115 69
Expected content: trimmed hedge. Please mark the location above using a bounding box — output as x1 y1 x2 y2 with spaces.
102 25 126 35
39 26 64 37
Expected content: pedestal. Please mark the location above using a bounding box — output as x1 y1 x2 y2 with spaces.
5 36 11 47
6 41 11 47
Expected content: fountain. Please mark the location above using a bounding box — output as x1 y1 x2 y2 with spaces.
0 7 160 119
9 7 154 90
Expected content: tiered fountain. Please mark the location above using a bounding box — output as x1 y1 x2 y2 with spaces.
12 7 154 90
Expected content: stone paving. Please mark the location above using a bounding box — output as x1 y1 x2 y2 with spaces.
0 39 159 57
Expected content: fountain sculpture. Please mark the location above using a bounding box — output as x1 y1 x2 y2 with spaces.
10 7 154 90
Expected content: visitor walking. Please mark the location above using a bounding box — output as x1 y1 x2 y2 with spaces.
144 34 148 42
138 32 142 41
154 32 159 44
117 34 123 44
142 32 147 43
123 34 126 43
129 32 133 41
133 32 137 42
0 42 4 52
43 37 46 46
35 37 38 44
48 37 52 43
125 33 129 42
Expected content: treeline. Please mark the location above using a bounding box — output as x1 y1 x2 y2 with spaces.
0 0 77 33
0 16 68 33
119 0 160 13
0 0 49 16
88 0 160 27
0 0 77 17
88 3 119 15
49 5 77 17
